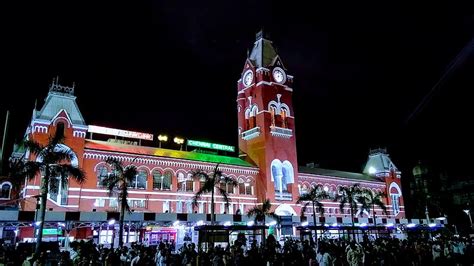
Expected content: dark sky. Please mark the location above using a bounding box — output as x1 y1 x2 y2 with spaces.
1 1 474 179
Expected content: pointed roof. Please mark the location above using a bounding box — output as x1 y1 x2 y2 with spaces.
249 30 278 68
35 78 86 126
362 148 399 176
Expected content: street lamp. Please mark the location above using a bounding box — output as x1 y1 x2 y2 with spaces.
158 134 168 148
173 137 185 150
108 219 116 249
463 209 473 229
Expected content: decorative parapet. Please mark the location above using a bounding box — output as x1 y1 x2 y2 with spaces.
241 127 260 140
270 126 292 138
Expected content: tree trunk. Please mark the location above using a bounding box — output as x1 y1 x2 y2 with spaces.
373 205 377 238
312 202 317 244
211 186 215 225
119 187 126 248
35 169 49 255
350 203 355 241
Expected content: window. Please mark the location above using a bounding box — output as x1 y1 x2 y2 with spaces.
270 106 276 126
178 173 193 192
281 108 287 128
153 170 170 190
239 182 252 195
96 166 109 188
162 171 172 190
220 182 234 194
129 169 147 189
0 182 12 199
391 195 400 215
56 122 65 138
94 198 105 207
109 199 118 207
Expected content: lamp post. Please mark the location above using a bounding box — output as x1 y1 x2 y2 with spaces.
425 205 432 239
158 134 168 148
463 209 473 229
173 137 184 151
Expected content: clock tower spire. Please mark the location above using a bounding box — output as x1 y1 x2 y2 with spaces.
237 31 298 206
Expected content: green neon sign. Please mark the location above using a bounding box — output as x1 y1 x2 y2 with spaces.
187 140 235 152
43 228 59 235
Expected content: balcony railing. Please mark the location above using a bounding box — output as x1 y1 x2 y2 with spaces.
270 126 293 138
241 127 261 140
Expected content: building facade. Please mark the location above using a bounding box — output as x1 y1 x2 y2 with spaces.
4 32 406 243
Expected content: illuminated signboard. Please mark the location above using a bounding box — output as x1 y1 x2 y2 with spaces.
88 125 153 141
43 228 59 235
187 139 235 152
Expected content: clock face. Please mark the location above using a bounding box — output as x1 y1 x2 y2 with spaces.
272 67 286 83
243 70 253 87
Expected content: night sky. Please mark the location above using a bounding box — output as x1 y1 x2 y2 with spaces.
1 1 474 181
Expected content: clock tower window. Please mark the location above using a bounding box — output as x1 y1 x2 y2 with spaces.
281 108 288 128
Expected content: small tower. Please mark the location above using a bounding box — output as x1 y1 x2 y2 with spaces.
24 77 87 208
363 148 405 218
237 30 299 205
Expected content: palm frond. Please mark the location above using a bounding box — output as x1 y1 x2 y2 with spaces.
123 165 137 184
316 201 325 215
301 202 310 215
221 176 238 187
24 140 43 156
106 157 124 175
218 187 231 207
23 161 42 181
59 164 86 184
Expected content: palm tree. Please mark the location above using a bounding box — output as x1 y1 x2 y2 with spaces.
101 157 137 248
360 188 387 236
297 184 329 242
192 164 237 224
19 131 85 255
335 184 364 239
247 199 279 245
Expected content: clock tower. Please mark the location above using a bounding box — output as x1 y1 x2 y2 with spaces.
237 31 299 208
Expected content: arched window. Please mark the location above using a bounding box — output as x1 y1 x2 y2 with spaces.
0 182 12 199
281 108 288 128
136 169 147 189
56 122 65 138
270 105 277 126
178 172 193 192
162 170 172 190
96 165 109 188
129 169 147 189
152 170 163 190
238 180 252 195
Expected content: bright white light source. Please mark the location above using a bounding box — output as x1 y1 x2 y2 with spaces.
368 167 377 174
173 221 180 226
108 219 115 225
332 223 338 227
268 221 277 226
196 220 204 226
223 221 232 226
428 223 437 228
407 223 416 228
359 223 367 227
247 221 255 226
301 221 309 226
385 223 394 227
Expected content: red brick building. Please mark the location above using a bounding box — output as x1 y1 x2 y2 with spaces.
2 31 406 244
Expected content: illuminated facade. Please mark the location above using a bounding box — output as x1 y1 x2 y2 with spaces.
13 32 404 232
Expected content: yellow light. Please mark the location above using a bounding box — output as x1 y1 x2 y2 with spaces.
174 137 184 145
158 134 168 142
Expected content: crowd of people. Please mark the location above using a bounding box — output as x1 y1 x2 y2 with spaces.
0 234 473 265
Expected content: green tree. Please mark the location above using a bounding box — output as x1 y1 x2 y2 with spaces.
360 188 387 236
101 157 137 248
297 184 329 242
247 199 279 245
192 164 237 224
335 184 364 239
20 132 85 255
